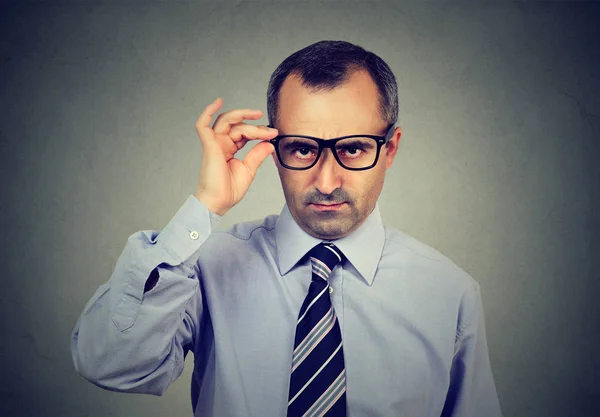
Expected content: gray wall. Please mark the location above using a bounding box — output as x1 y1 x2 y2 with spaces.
1 1 598 416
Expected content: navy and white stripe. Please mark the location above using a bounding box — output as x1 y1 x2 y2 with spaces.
288 243 347 417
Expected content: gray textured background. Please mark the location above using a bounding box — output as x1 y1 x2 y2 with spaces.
1 1 599 416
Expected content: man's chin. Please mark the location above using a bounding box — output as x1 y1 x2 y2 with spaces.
288 204 355 239
302 217 352 240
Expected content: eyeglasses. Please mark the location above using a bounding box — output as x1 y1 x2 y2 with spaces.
268 123 395 171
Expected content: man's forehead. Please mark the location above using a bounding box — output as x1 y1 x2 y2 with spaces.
277 74 383 135
277 108 386 136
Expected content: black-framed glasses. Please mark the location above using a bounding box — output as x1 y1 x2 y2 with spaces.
268 123 395 171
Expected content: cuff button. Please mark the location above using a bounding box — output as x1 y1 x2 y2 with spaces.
189 230 199 240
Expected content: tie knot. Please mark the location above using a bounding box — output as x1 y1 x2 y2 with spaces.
308 242 344 280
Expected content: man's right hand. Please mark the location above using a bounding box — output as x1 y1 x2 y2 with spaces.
193 97 279 216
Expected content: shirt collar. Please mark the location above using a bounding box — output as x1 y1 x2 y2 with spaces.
274 203 385 286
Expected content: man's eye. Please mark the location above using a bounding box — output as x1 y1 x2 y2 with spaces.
296 148 311 155
338 146 364 157
292 147 316 159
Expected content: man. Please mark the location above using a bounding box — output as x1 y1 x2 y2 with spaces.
71 40 502 416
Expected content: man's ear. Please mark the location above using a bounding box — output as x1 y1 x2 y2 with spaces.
385 127 402 169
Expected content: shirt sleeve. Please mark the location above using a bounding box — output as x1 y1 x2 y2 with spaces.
441 281 503 417
70 194 221 396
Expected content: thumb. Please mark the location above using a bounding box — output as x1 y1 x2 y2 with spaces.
242 141 275 177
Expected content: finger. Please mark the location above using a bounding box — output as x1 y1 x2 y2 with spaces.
215 125 277 156
229 124 279 145
195 97 223 143
196 97 223 147
242 141 276 177
213 108 264 134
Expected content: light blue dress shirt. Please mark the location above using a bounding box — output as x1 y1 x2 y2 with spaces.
71 194 502 416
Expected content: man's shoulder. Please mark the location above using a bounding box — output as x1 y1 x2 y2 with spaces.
382 225 479 290
383 226 457 265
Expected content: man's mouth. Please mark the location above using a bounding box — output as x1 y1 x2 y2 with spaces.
309 202 347 211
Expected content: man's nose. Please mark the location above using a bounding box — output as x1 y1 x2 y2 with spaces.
313 149 343 195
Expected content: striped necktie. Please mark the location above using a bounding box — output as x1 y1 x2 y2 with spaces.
287 242 347 417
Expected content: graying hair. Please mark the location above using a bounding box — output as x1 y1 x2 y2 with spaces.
266 40 399 129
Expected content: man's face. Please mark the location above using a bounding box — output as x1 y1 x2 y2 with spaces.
272 70 401 240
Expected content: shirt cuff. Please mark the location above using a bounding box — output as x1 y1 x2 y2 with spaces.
155 194 222 264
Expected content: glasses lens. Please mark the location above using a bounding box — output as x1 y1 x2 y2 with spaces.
335 137 378 169
278 137 320 168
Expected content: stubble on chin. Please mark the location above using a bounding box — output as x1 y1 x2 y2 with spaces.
297 204 360 240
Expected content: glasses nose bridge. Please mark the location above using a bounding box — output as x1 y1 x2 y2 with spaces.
318 138 340 161
315 139 344 173
316 138 340 167
319 138 337 150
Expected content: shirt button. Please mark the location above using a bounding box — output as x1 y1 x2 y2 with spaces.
329 286 334 294
189 230 199 240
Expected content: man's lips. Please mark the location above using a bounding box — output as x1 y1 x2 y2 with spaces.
309 202 347 211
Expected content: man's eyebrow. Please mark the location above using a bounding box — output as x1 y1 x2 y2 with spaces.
282 138 319 144
336 139 376 147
